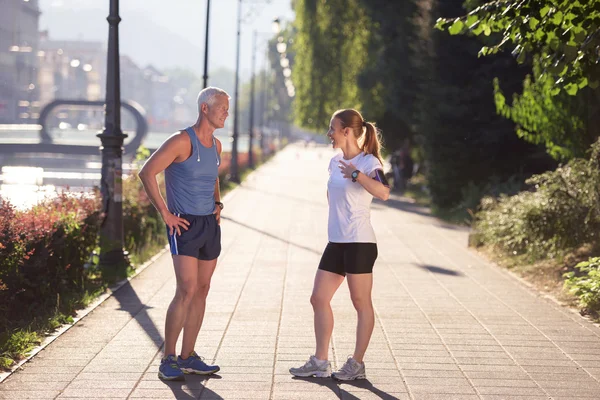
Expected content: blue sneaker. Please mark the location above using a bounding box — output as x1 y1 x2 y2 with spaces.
178 351 220 375
158 355 184 381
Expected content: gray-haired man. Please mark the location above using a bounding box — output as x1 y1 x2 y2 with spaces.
139 87 229 381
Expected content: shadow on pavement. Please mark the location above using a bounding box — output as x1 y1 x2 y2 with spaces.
416 263 463 277
291 376 403 399
291 376 342 398
221 215 321 255
338 379 405 400
112 281 163 349
160 374 223 399
372 196 467 232
371 196 432 219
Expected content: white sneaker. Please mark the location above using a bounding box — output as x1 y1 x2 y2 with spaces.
332 356 366 381
289 355 332 378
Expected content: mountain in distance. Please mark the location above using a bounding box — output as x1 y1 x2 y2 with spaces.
39 5 208 74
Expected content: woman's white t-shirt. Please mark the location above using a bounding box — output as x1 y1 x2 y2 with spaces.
327 152 383 243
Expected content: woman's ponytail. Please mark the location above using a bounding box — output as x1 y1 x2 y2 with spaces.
362 122 383 165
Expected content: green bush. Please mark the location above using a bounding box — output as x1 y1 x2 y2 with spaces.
0 194 100 330
473 139 600 261
123 172 167 266
564 257 600 317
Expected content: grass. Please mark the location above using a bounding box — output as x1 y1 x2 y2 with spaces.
0 282 106 371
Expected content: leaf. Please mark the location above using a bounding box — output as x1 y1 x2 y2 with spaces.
449 19 464 35
553 11 564 25
565 83 579 95
529 17 540 29
578 77 589 88
589 80 600 89
434 18 446 31
484 24 492 36
540 6 551 18
466 14 478 28
550 86 561 96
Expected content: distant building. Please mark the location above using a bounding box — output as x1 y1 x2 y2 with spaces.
38 37 106 103
37 36 106 129
0 0 41 123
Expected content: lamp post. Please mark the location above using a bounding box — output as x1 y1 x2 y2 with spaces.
97 0 128 270
202 0 211 89
247 30 257 168
230 0 242 183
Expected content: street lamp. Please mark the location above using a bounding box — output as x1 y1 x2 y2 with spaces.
248 28 277 169
202 0 211 89
97 0 128 271
247 30 257 169
230 0 243 183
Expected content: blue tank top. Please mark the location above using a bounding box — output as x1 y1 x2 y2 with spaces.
165 127 220 216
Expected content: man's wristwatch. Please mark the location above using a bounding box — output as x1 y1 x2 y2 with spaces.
351 170 360 183
215 201 224 210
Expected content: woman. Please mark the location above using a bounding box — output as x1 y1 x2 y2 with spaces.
290 109 390 381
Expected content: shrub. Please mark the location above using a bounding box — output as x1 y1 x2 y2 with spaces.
564 257 600 317
0 193 100 329
123 172 167 265
473 139 600 261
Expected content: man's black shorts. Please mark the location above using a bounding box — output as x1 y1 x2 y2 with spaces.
318 242 378 276
167 214 221 260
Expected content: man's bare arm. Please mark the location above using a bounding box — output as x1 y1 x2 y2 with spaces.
139 133 190 235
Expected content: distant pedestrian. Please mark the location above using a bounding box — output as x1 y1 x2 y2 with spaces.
139 87 229 381
289 109 390 381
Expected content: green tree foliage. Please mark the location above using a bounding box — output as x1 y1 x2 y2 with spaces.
356 0 423 150
493 61 598 160
292 0 556 209
420 0 553 208
436 0 600 93
437 0 600 162
293 0 370 130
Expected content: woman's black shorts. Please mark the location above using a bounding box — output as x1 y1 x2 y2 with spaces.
318 242 378 276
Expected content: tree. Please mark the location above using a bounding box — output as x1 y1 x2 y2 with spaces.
293 0 370 130
436 0 600 94
436 0 600 160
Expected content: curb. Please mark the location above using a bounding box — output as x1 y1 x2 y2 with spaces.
0 246 168 383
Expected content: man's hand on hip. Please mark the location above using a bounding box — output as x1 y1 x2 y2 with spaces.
162 211 190 236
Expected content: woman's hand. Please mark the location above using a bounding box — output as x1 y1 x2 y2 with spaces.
338 160 357 179
162 211 190 236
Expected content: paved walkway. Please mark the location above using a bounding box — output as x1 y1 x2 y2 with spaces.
2 144 600 400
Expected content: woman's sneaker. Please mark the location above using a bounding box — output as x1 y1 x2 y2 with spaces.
289 355 332 378
178 351 220 375
158 355 185 381
332 357 366 381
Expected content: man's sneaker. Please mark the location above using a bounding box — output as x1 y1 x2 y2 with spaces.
158 355 185 381
178 351 220 375
332 356 366 381
289 355 332 378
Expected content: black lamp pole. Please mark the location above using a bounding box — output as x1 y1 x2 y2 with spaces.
202 0 211 89
97 0 127 270
230 0 242 183
259 45 267 155
247 30 257 169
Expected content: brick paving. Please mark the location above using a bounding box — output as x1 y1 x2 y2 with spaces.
2 143 600 399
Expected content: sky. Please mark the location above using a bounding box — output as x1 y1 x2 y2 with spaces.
38 0 296 79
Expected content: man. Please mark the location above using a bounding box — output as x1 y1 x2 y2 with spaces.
139 87 229 381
